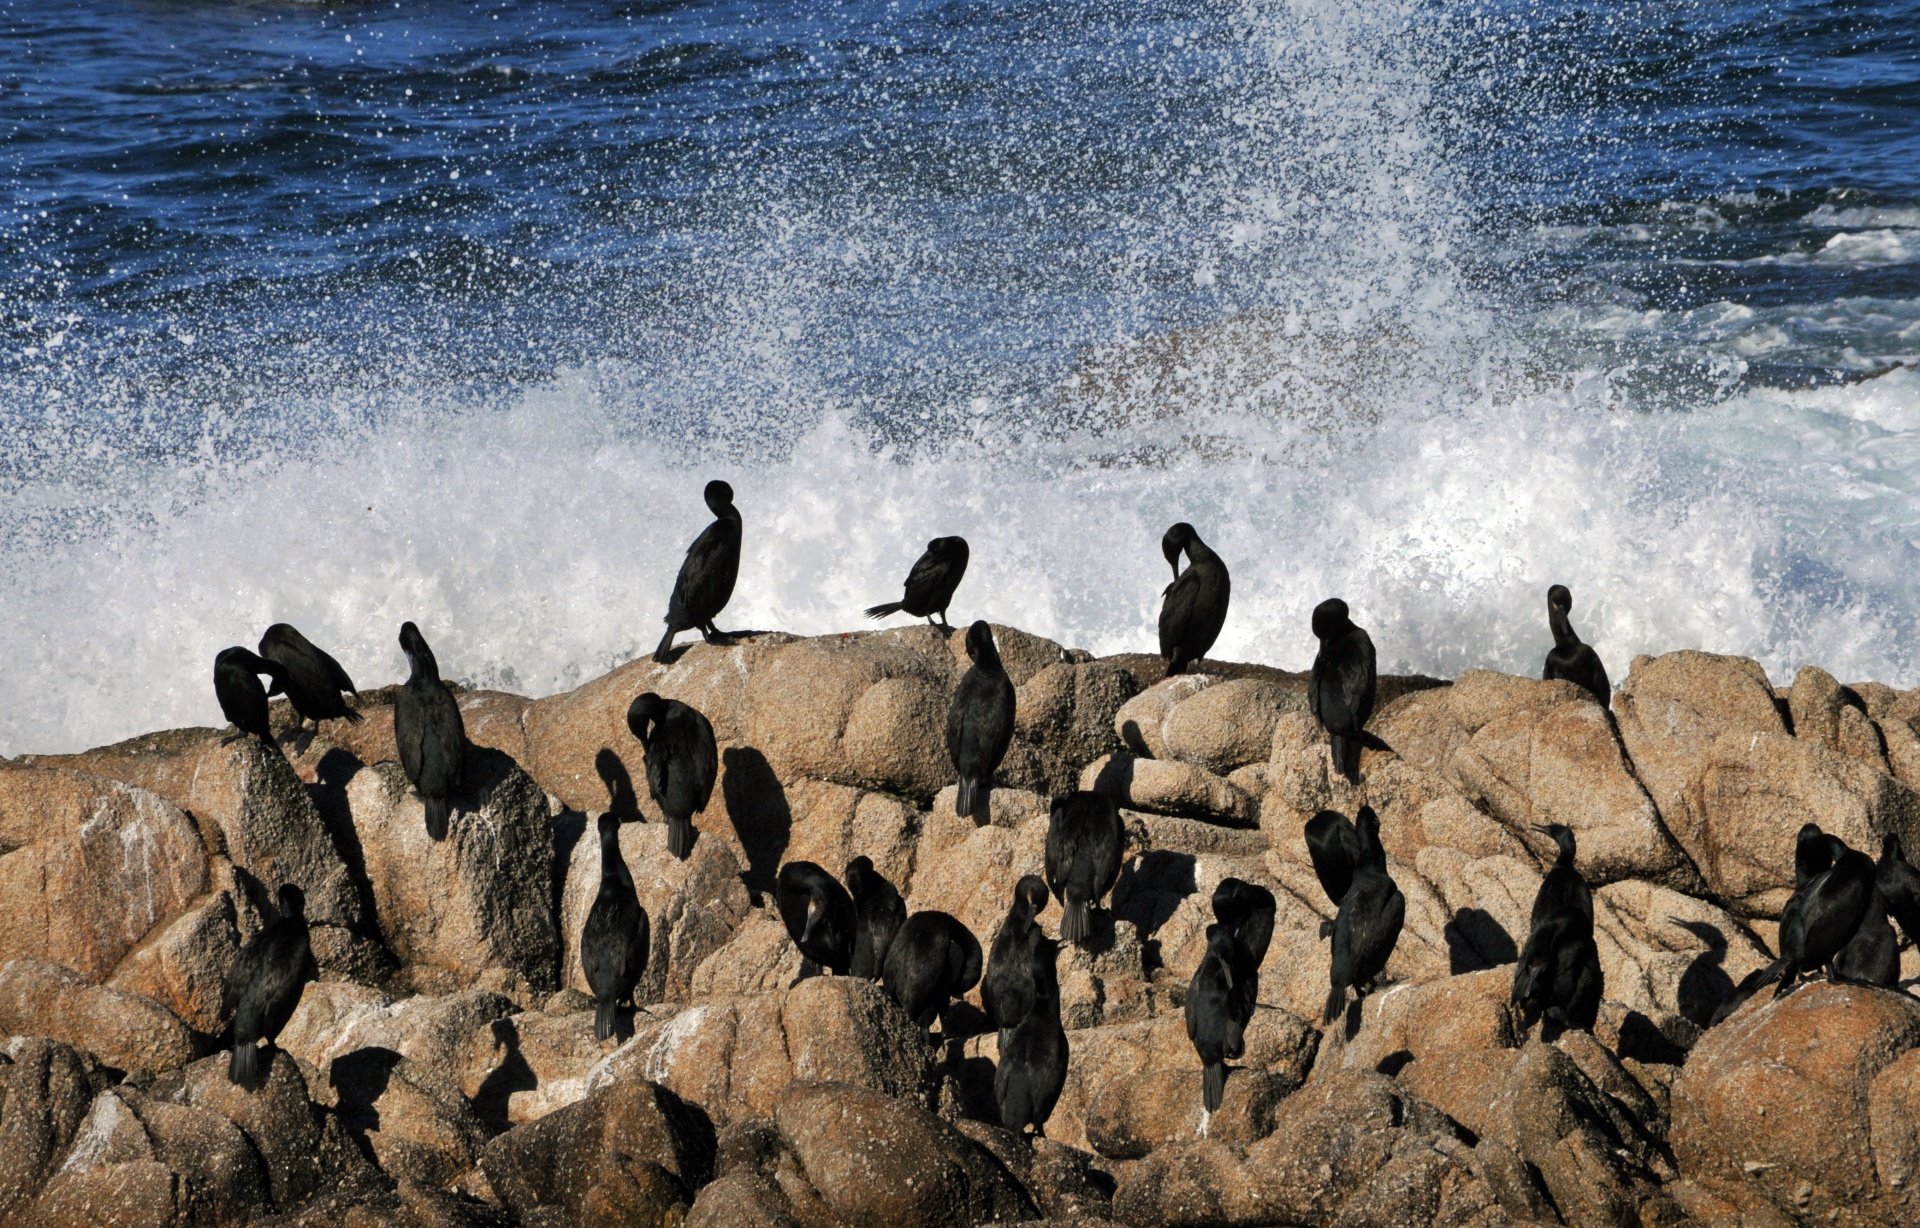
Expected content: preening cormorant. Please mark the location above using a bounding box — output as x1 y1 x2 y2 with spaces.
947 620 1016 823
1187 923 1253 1112
1877 833 1920 950
1323 807 1404 1026
995 930 1067 1136
883 910 983 1030
1303 809 1364 937
1308 599 1376 784
1212 877 1277 968
580 812 650 1042
214 648 285 746
395 621 467 841
845 855 907 981
776 861 856 976
1512 822 1601 1037
258 623 361 753
223 883 316 1087
866 536 970 631
1542 585 1610 704
654 479 742 663
627 692 719 861
1157 523 1230 676
1044 791 1124 947
983 875 1050 1033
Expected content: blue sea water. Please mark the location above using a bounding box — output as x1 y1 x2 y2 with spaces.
1 0 1917 752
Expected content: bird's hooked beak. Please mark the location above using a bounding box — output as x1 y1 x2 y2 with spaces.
1218 958 1234 990
1531 824 1556 836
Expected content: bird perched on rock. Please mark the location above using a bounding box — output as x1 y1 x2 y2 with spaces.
866 536 970 631
1303 809 1364 937
581 812 650 1042
1879 833 1920 951
947 620 1016 823
995 929 1067 1136
1308 599 1376 784
1045 791 1124 947
777 861 856 976
1187 922 1254 1112
395 621 468 841
626 692 718 860
654 479 742 662
983 875 1051 1034
1157 522 1230 675
258 623 361 754
1793 824 1898 986
1542 585 1610 704
1212 878 1277 968
845 856 907 980
223 883 316 1088
1765 831 1879 996
1512 824 1601 1038
883 910 983 1031
214 648 286 746
1323 807 1404 1027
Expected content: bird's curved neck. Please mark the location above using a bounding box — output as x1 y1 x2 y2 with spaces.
1548 606 1580 650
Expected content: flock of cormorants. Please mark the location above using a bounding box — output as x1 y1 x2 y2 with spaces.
205 481 1920 1139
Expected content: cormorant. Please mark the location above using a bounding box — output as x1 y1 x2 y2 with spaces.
1877 833 1920 951
845 856 907 981
883 910 983 1030
1529 823 1594 932
653 479 742 663
983 875 1050 1033
947 620 1016 824
1511 910 1603 1038
223 883 316 1087
1323 807 1404 1026
1303 808 1363 937
1211 877 1277 968
580 812 650 1042
775 861 856 976
865 536 970 631
1542 585 1610 704
395 621 467 841
214 648 285 746
1186 923 1253 1112
627 692 718 861
1044 791 1124 947
258 623 362 753
1835 890 1901 986
1157 523 1230 676
1762 833 1877 996
1308 599 1376 784
995 930 1067 1136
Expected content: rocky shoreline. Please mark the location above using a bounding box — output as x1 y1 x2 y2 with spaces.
4 623 1920 1227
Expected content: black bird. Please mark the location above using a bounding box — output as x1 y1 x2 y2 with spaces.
1323 807 1404 1026
1794 821 1834 887
776 861 856 976
395 621 468 841
1211 877 1278 968
1835 890 1901 986
1710 826 1873 1025
983 875 1051 1033
1541 585 1610 704
865 536 970 631
947 620 1016 824
845 856 907 980
654 479 743 663
995 930 1068 1136
1157 522 1231 676
1529 823 1594 932
1511 910 1604 1038
883 910 983 1030
1186 923 1254 1113
1044 791 1124 947
258 623 362 753
627 692 719 861
580 812 650 1042
1767 834 1879 997
214 648 286 746
1876 833 1920 952
1303 809 1364 937
223 883 316 1087
1308 599 1376 784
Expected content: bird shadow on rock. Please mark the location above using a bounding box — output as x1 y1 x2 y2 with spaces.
470 1021 537 1133
1674 919 1740 1030
721 747 791 905
1445 908 1518 974
330 1046 404 1169
309 746 383 936
1111 850 1198 942
1088 754 1136 802
595 748 644 822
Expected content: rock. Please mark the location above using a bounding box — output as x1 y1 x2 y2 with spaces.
343 751 558 997
0 1038 105 1219
903 791 1050 943
163 1049 327 1209
107 858 254 1035
279 984 516 1105
330 689 535 773
1672 981 1920 1226
771 1080 1038 1227
34 1159 179 1228
1084 1066 1299 1158
0 958 195 1074
690 910 806 1000
54 1084 271 1227
1159 678 1306 775
949 1124 1116 1221
462 1008 608 1127
1872 1047 1920 1201
1113 675 1221 760
330 1048 491 1188
780 777 921 893
686 1172 802 1228
1791 665 1893 772
1591 881 1773 1030
0 767 209 981
1015 659 1148 791
1081 754 1257 826
557 816 753 1004
1315 968 1520 1079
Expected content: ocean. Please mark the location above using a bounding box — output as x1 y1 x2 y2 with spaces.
2 0 1917 753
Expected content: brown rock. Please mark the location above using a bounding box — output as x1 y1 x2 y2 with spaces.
164 1048 327 1209
1084 1065 1299 1158
107 858 254 1035
279 985 515 1100
780 777 921 893
1672 980 1920 1226
56 1085 270 1227
1871 1047 1920 1199
462 1007 630 1127
1159 677 1307 775
0 767 208 982
34 1158 179 1228
0 959 194 1075
1080 753 1257 826
1791 665 1892 772
1114 675 1220 759
330 1048 491 1189
1314 968 1521 1079
686 1172 801 1228
949 1124 1116 1222
1015 659 1147 789
689 910 806 1000
1492 1040 1673 1227
1592 880 1773 1029
903 791 1050 943
0 1038 105 1219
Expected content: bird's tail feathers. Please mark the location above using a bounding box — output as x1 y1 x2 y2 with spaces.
425 796 450 842
1061 899 1091 946
1203 1061 1227 1113
1331 735 1360 784
229 1042 258 1087
667 817 694 861
340 706 364 725
956 778 988 824
652 628 677 664
1322 984 1348 1027
595 999 617 1043
864 601 904 620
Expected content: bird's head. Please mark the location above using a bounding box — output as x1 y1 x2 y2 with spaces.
1311 598 1350 640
